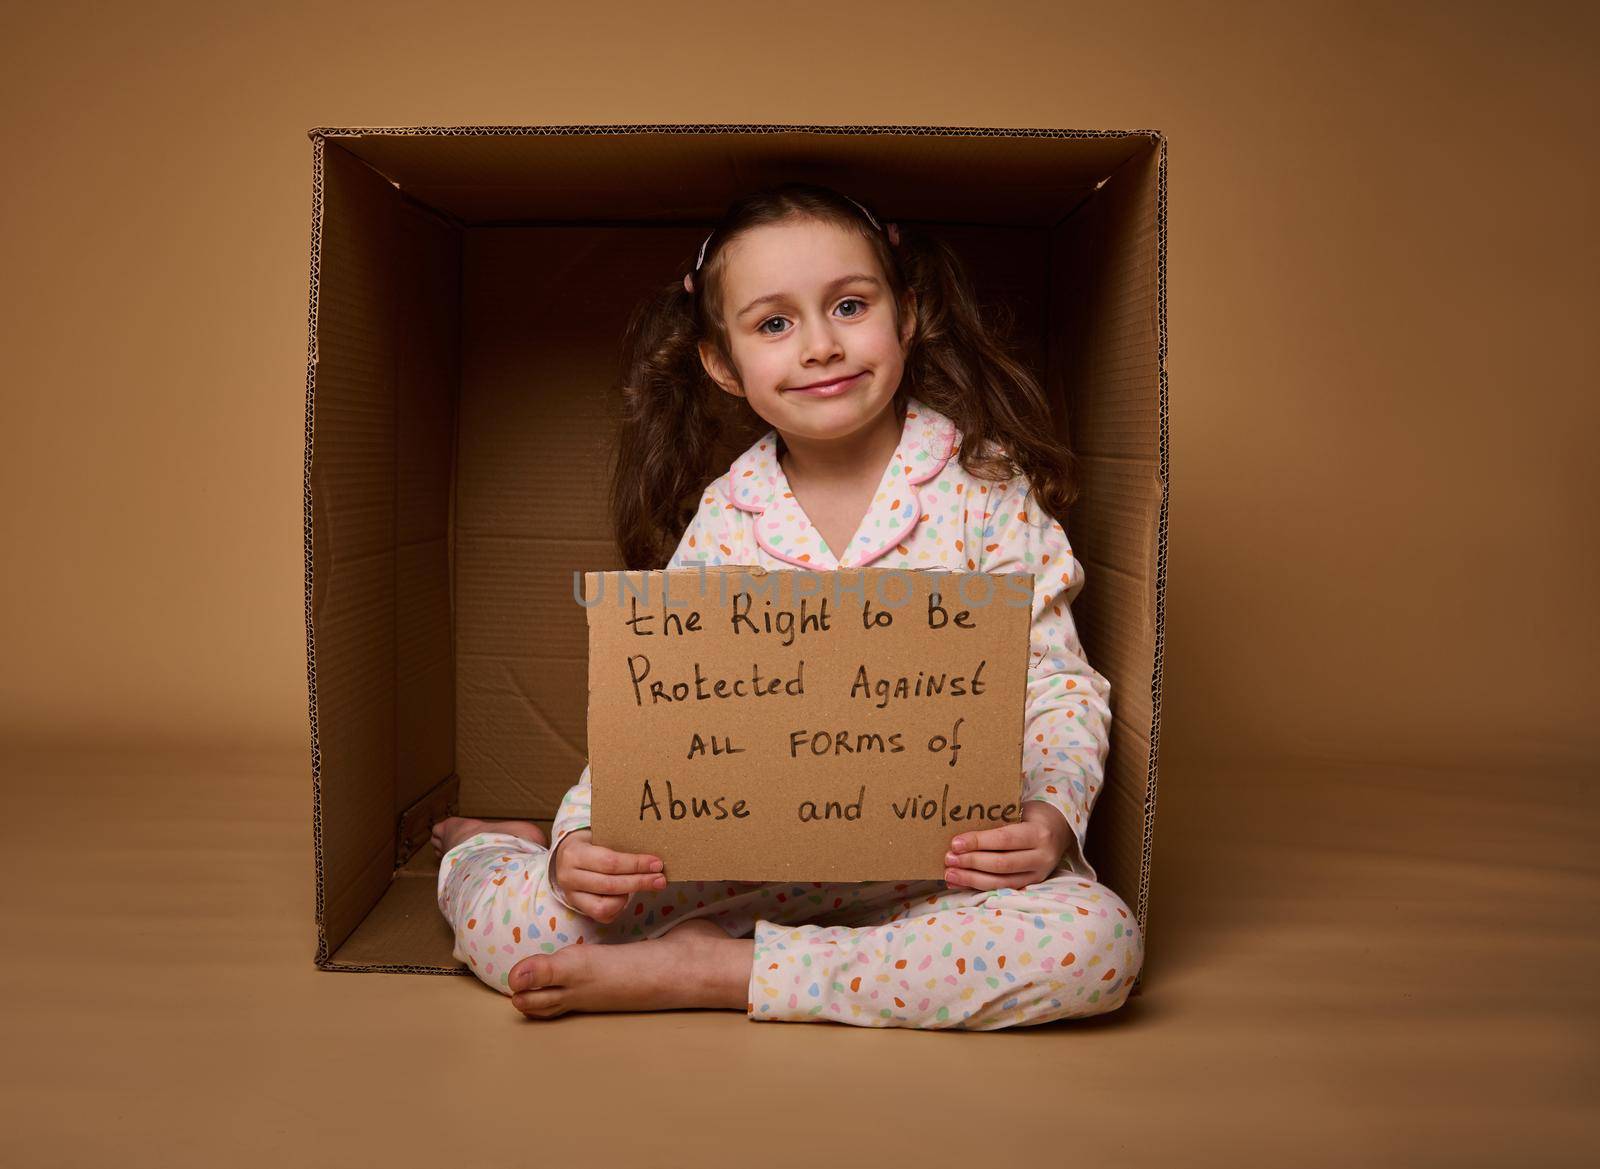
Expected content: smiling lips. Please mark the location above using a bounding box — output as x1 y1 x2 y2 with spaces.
786 371 864 397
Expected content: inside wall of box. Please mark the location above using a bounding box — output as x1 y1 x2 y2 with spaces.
307 129 1164 974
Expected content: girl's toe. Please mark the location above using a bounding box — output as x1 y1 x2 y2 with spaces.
511 988 565 1018
509 953 556 993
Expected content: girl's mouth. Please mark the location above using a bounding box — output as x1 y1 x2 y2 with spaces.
785 372 864 397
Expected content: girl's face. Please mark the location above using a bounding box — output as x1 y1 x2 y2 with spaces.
700 217 915 446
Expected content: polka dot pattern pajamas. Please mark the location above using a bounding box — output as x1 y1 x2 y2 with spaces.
438 831 1140 1028
437 395 1143 1028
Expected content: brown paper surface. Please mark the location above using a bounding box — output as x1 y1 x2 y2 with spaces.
584 566 1033 881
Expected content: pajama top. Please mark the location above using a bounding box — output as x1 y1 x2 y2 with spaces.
547 394 1114 902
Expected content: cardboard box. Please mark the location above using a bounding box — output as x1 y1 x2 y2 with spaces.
302 124 1169 977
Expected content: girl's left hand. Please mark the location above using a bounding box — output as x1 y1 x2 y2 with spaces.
944 802 1070 891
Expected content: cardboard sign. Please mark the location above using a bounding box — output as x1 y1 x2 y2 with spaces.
581 566 1034 882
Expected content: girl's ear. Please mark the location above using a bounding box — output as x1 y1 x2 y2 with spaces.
698 340 745 398
899 291 919 350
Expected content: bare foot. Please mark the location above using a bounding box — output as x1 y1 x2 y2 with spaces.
508 918 754 1018
432 816 548 858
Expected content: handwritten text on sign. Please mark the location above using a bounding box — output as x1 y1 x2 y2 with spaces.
582 567 1034 882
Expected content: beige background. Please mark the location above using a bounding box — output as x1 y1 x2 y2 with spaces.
1 2 1594 1167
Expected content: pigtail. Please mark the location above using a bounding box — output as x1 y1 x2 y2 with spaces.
609 280 747 569
894 227 1081 525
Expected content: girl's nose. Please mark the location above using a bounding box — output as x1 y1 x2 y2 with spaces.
799 320 845 362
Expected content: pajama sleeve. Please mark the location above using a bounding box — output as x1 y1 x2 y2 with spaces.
545 476 745 912
977 474 1114 880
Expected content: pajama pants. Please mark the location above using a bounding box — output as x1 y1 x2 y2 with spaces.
436 831 1143 1031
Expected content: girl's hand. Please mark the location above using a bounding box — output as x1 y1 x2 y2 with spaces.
943 803 1070 891
550 829 667 924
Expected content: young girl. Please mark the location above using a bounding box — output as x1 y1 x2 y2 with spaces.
432 182 1143 1030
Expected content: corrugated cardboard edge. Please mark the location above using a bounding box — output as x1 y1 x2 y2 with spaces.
1137 132 1168 990
302 124 1168 985
305 122 1165 140
304 129 329 968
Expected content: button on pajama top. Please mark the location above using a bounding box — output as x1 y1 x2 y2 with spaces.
437 396 1144 1028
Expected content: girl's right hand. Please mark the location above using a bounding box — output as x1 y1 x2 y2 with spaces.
549 829 667 924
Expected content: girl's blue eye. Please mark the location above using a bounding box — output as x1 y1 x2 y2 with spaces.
757 297 868 336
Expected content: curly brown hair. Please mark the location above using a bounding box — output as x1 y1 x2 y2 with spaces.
608 181 1081 569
